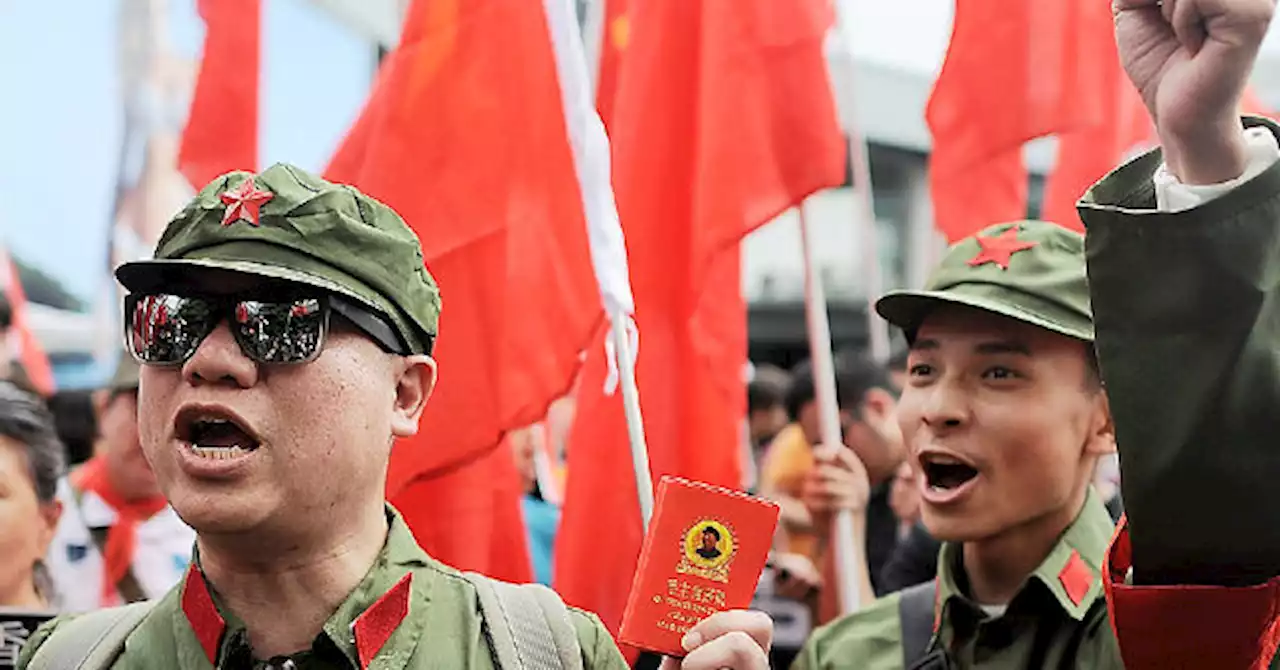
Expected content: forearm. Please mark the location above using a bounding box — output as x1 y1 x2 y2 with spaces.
1081 118 1280 585
777 494 815 535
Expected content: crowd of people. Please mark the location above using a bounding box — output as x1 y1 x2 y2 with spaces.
0 0 1278 667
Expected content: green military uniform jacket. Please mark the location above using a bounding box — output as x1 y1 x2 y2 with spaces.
19 508 629 669
1079 116 1280 670
794 489 1121 669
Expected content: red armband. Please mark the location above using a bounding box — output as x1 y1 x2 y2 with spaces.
1104 516 1280 670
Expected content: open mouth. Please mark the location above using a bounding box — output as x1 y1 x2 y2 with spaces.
176 407 261 460
920 454 979 492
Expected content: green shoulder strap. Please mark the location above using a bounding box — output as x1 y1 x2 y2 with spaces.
25 601 155 670
463 573 584 670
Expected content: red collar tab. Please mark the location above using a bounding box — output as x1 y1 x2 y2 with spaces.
1058 549 1094 607
967 226 1038 270
353 573 413 669
220 176 274 227
181 566 226 664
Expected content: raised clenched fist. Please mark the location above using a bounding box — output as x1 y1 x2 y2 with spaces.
1114 0 1276 183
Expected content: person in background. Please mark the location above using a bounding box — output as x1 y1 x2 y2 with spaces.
878 460 941 594
509 425 560 586
760 353 905 608
746 364 789 454
0 382 65 609
887 462 920 542
885 347 909 394
45 355 194 612
47 391 98 468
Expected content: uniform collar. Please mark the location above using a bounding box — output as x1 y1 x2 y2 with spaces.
935 487 1114 625
175 505 432 669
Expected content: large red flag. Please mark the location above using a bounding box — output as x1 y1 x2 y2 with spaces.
325 0 607 581
554 0 846 639
927 0 1114 241
178 0 260 190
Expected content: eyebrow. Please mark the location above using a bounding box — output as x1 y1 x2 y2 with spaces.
909 338 1033 356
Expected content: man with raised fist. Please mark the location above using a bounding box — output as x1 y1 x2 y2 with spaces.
795 0 1280 667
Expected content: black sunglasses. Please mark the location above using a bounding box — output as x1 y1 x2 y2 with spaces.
124 291 411 366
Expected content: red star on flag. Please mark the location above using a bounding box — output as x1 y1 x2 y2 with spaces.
220 177 274 227
967 226 1037 270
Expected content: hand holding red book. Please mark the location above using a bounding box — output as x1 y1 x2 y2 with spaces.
620 477 780 657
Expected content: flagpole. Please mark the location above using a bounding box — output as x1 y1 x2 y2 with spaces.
555 0 655 528
798 203 862 615
612 312 655 527
831 0 890 367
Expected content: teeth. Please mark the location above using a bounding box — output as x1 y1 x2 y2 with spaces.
926 455 965 466
187 443 250 460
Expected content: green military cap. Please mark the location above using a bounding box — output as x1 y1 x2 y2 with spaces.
115 164 440 355
108 353 140 392
876 220 1092 342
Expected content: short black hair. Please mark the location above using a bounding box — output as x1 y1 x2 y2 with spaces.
701 526 721 540
785 352 894 422
747 366 788 415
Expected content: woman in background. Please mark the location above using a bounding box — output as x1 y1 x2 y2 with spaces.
0 382 64 609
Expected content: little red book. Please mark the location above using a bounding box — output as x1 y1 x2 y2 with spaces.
619 476 781 657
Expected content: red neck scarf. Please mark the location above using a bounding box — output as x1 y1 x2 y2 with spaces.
72 456 168 606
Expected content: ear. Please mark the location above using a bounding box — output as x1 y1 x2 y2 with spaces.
37 499 63 552
1084 389 1117 457
860 387 898 424
389 355 438 438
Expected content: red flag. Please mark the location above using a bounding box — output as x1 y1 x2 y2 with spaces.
389 440 531 583
1040 6 1274 228
927 0 1114 241
178 0 261 189
554 0 846 639
595 0 629 130
0 249 54 397
326 0 605 580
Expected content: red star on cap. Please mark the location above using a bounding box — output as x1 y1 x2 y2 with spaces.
220 176 274 227
967 226 1037 270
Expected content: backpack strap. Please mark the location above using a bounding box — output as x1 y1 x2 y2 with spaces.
463 573 583 670
898 579 938 669
25 601 155 670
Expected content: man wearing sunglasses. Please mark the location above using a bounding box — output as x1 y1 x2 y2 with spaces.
19 164 772 669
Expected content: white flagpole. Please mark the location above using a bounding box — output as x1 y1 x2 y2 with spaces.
798 203 862 615
831 0 890 367
545 0 655 528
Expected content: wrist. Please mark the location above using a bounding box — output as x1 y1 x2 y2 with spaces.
1160 117 1249 185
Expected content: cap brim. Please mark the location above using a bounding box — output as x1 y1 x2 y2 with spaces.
116 258 380 312
875 289 1092 342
